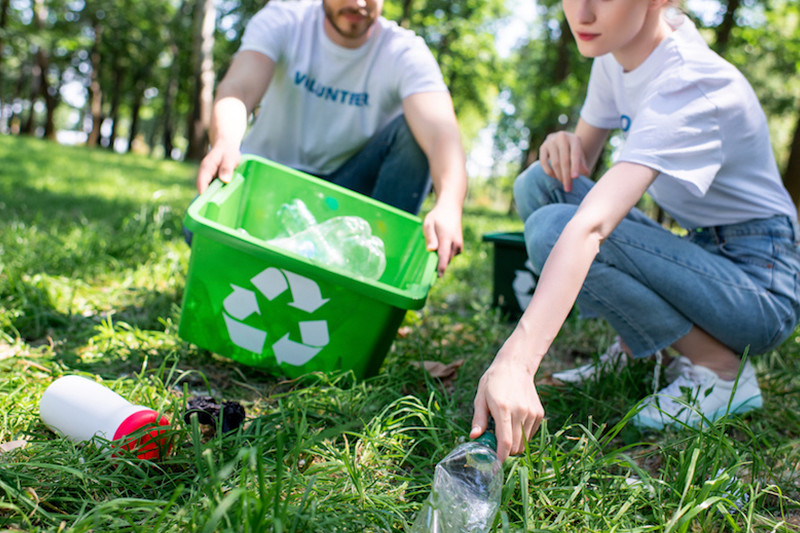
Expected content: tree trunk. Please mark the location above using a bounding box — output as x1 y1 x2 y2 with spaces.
107 64 123 150
87 19 104 147
400 0 413 28
21 54 40 135
161 0 192 157
185 0 216 161
8 62 28 133
22 0 49 136
714 0 741 54
0 0 10 123
783 109 800 209
127 86 144 153
162 40 181 158
41 52 59 140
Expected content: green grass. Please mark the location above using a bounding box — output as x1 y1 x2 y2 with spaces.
1 134 799 532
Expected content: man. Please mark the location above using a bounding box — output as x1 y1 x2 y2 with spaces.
196 0 467 275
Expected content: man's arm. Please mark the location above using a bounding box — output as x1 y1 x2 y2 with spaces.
196 51 276 193
402 91 468 276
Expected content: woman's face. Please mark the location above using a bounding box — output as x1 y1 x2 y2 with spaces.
562 0 659 70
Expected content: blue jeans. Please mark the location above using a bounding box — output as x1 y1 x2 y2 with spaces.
321 114 431 215
514 162 800 358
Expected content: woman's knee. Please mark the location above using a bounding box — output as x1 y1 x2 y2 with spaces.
514 162 555 221
524 203 577 271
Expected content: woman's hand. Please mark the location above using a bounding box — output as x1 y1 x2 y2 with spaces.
538 131 591 193
470 356 544 463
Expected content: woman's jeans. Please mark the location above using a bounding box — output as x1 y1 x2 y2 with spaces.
514 162 800 358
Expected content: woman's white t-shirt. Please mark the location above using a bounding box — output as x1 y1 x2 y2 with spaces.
238 0 447 175
580 17 795 229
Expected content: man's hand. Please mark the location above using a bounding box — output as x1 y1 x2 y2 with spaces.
196 142 242 194
195 51 276 194
422 200 463 276
402 92 467 276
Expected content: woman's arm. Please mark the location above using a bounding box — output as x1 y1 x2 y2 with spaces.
471 161 659 463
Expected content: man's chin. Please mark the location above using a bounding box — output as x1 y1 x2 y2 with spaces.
335 22 371 39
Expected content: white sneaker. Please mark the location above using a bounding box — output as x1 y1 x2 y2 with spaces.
632 359 763 430
552 338 630 384
663 355 693 383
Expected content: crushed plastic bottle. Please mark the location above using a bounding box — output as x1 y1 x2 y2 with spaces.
268 200 387 280
277 199 317 236
409 432 503 533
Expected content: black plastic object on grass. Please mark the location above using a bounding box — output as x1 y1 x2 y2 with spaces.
184 395 246 434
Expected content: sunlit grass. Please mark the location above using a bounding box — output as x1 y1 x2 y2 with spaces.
1 134 799 531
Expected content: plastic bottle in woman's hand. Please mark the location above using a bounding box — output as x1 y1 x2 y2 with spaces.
409 431 503 533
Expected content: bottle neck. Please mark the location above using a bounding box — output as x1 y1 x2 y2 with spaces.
475 431 497 451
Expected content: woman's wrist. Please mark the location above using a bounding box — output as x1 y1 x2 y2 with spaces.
494 324 543 377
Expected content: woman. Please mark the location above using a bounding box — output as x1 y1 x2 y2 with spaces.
471 0 800 463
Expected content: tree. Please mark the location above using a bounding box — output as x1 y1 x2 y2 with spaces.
385 0 507 143
721 0 800 205
0 0 10 114
493 0 591 176
186 0 216 161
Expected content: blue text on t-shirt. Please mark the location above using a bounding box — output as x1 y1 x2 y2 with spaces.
294 71 369 107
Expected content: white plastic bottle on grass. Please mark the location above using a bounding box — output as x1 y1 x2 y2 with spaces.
409 431 503 533
39 375 170 460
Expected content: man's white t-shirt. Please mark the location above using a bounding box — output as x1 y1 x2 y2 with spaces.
580 16 796 229
238 0 448 175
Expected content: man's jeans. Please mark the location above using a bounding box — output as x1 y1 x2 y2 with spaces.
321 113 431 215
514 162 800 358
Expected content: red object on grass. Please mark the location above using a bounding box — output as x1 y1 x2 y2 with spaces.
113 410 171 460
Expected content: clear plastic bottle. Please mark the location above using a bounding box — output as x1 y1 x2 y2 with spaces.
268 215 386 280
409 432 503 533
276 199 317 236
316 216 386 280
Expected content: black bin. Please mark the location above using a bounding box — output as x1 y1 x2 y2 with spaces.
482 232 537 319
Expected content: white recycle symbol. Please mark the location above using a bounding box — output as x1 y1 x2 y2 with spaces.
222 267 330 367
512 259 537 310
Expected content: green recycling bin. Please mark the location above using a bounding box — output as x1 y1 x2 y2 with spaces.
179 155 438 379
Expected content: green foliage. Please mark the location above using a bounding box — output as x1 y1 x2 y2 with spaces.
1 136 800 531
492 0 592 174
720 0 800 166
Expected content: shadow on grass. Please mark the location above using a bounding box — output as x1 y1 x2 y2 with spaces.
0 134 195 240
0 180 151 226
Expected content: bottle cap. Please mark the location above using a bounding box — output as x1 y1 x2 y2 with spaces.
113 409 171 460
475 430 497 451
